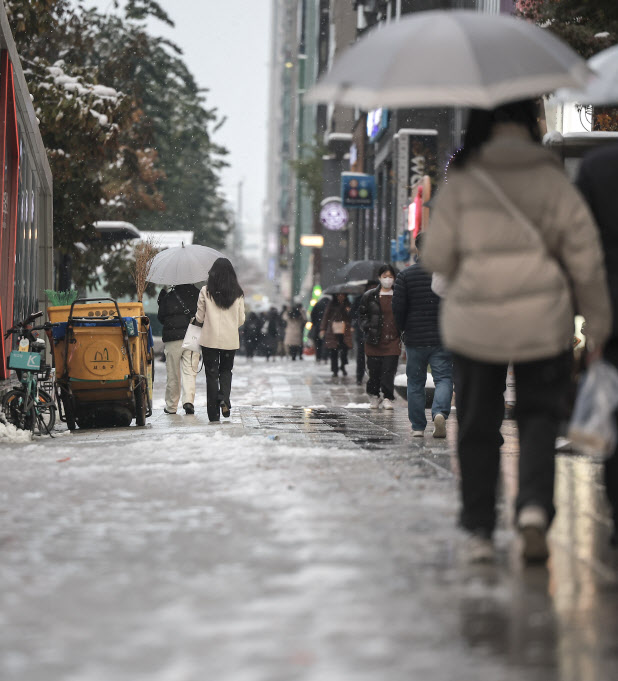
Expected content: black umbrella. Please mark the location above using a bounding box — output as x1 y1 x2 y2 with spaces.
336 260 395 283
323 282 368 296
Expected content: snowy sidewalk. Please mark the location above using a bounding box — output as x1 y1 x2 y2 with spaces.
0 357 617 681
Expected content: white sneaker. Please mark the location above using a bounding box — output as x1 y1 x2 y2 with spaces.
369 395 380 409
412 430 425 437
382 398 394 410
518 505 549 563
464 533 495 563
432 413 446 438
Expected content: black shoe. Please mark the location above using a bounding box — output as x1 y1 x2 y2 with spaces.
183 403 194 415
220 402 230 418
341 367 347 376
356 378 363 386
332 372 338 377
163 408 176 414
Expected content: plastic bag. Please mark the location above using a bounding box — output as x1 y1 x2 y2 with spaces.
568 360 618 458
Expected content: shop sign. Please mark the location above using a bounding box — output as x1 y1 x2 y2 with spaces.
279 224 290 269
341 172 376 209
367 108 389 143
320 201 349 231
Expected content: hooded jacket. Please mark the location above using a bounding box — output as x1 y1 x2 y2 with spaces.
157 284 200 343
423 124 611 363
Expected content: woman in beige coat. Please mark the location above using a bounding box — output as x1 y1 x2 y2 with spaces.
424 99 611 564
195 258 245 422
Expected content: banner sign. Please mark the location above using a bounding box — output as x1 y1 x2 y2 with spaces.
341 172 376 209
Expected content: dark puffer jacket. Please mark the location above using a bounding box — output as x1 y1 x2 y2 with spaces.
157 284 200 343
357 286 383 346
576 144 618 341
392 261 441 347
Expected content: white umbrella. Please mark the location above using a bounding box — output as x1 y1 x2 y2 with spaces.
556 44 618 105
146 244 226 285
306 10 591 110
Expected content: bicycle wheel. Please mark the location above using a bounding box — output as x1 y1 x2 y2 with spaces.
34 389 56 435
1 389 35 433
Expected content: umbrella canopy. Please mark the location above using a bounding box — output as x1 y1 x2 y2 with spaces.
324 282 368 296
146 244 226 285
556 44 618 106
336 261 392 283
306 10 591 110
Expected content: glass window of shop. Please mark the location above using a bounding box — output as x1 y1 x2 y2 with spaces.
14 139 38 324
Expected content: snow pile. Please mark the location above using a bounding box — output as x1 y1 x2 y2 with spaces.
0 413 32 444
344 402 370 409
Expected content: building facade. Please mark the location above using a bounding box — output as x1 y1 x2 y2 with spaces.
0 7 53 384
265 1 516 299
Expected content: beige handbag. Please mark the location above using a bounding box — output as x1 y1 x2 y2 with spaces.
331 321 346 335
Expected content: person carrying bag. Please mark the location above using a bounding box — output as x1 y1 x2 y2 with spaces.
157 284 201 415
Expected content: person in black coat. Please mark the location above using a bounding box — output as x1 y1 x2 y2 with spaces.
157 283 200 415
310 295 330 362
392 232 453 438
577 144 618 546
358 266 401 408
243 312 261 360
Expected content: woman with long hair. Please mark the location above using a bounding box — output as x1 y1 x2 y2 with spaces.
283 300 307 360
423 99 611 563
320 293 353 377
195 258 245 422
358 264 401 409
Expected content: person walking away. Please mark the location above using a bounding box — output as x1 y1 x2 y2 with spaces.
278 306 288 358
351 283 375 385
243 311 261 360
157 283 200 415
284 301 306 360
310 295 330 362
263 308 280 361
393 233 453 436
577 144 618 547
320 294 353 377
359 266 401 409
423 100 611 563
195 258 245 422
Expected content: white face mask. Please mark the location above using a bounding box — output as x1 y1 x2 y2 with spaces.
380 277 394 289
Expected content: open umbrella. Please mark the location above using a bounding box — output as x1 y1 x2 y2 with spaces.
556 44 618 106
146 244 226 285
306 10 591 110
336 261 387 283
323 282 368 296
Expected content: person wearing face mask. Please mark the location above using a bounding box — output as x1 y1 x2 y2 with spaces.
358 265 401 409
393 232 453 438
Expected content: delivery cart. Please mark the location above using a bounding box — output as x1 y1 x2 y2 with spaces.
48 298 154 429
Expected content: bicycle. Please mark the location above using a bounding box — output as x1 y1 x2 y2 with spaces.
2 311 56 436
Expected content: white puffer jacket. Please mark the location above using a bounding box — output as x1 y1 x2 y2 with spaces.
423 124 611 363
195 288 245 350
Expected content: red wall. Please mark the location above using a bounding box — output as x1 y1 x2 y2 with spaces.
0 50 21 380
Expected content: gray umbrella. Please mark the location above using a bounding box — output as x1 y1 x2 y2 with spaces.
146 244 226 285
306 10 591 110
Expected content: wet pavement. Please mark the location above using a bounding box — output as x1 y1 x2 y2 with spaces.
1 355 617 680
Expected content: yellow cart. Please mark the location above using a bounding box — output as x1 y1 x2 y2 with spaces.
48 298 154 429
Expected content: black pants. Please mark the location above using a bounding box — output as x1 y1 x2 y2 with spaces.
289 345 302 360
604 341 618 527
366 355 398 400
202 347 236 422
453 351 571 536
355 327 366 382
330 335 348 374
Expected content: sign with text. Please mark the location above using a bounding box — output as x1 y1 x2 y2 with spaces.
341 173 376 209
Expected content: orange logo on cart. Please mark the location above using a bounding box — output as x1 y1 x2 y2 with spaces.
84 342 121 377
